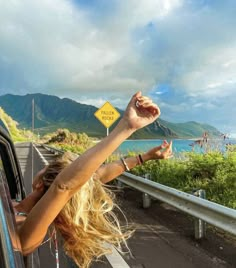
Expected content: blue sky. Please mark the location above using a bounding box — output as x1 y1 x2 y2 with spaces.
0 0 236 136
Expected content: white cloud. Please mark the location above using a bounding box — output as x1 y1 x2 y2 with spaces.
75 96 107 108
0 0 236 131
0 0 183 97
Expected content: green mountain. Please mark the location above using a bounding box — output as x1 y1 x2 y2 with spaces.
158 119 221 138
0 93 221 139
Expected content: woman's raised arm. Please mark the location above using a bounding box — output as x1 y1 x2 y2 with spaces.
18 91 161 254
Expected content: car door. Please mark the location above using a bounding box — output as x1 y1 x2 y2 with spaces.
0 122 25 268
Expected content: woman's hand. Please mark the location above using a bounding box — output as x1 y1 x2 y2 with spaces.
32 166 48 191
123 91 161 131
142 140 173 161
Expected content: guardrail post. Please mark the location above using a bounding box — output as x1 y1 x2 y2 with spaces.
142 174 151 208
193 189 206 239
117 180 123 190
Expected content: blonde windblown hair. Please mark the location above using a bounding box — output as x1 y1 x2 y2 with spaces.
42 152 132 268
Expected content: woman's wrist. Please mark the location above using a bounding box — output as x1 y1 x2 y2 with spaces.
116 118 136 135
140 153 151 163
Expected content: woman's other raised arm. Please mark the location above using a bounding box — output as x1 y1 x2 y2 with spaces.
95 140 172 184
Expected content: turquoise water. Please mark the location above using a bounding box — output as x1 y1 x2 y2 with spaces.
115 139 236 155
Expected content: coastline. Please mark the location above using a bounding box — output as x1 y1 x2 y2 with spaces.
114 138 236 155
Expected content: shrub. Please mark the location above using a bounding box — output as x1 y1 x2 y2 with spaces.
131 151 236 209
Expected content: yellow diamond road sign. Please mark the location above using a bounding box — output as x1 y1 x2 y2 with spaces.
94 101 120 128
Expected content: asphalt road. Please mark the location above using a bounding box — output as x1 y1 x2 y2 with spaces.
116 187 236 268
15 143 236 268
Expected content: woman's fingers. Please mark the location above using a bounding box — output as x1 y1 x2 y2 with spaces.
133 92 161 117
137 101 160 116
161 141 173 159
32 166 48 189
149 104 160 116
153 145 164 152
161 140 168 148
136 97 153 109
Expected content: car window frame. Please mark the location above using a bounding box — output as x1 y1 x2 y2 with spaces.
0 125 26 268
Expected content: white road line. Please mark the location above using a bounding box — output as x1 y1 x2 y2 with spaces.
105 245 130 268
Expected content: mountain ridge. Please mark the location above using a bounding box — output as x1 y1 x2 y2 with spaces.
0 93 221 139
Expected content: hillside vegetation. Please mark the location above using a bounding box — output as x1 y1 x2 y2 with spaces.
43 128 94 154
0 107 93 151
0 107 32 141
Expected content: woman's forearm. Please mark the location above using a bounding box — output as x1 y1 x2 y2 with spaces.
96 142 173 184
96 156 139 184
14 192 42 214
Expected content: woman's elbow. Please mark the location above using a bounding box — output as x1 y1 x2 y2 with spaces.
18 227 45 256
20 239 44 255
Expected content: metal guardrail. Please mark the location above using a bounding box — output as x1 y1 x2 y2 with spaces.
33 143 65 155
41 144 64 155
33 144 49 166
118 172 236 236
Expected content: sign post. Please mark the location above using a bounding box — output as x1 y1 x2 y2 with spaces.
94 101 120 136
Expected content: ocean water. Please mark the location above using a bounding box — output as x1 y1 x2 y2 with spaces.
115 138 236 155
